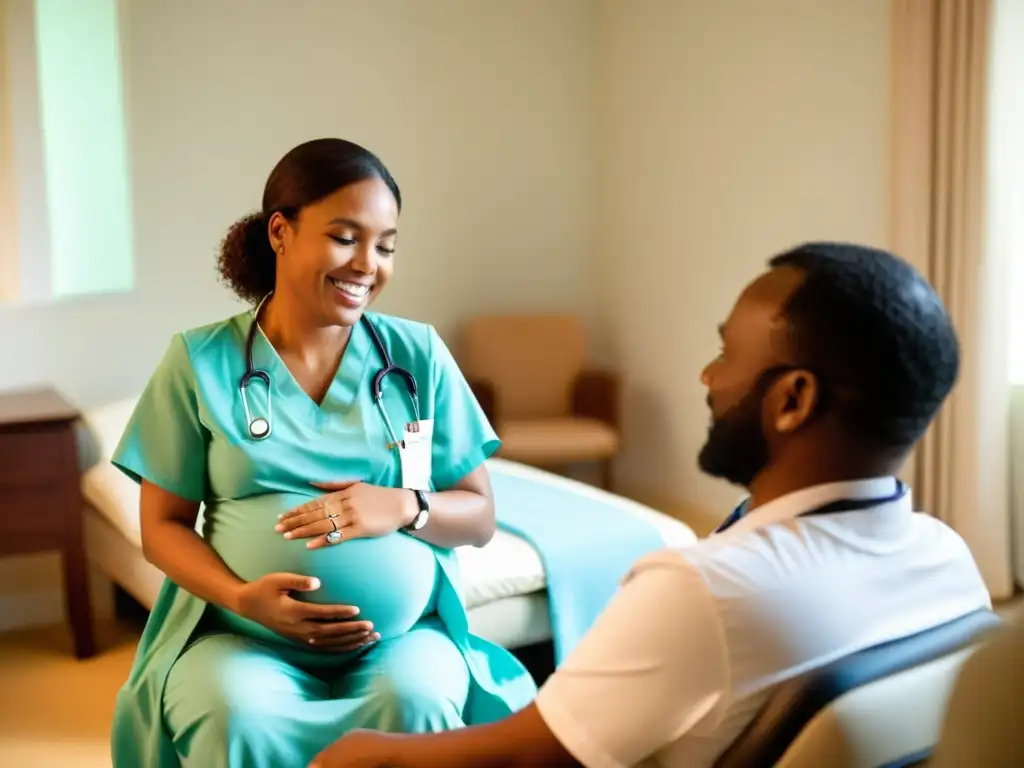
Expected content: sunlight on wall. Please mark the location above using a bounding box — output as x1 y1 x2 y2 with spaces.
34 0 133 298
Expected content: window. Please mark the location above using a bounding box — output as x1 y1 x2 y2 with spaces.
0 0 133 304
990 0 1024 384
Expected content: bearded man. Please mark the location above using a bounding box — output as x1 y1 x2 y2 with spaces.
311 242 991 768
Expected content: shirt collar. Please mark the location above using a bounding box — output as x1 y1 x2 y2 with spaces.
724 476 908 537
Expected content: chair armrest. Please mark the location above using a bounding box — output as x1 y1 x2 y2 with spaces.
467 378 498 426
571 370 620 428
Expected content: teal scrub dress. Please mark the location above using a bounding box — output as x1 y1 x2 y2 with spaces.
109 310 538 768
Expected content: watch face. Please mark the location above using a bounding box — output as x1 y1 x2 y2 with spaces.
411 509 428 530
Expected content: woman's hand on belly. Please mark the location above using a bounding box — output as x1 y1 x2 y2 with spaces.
233 572 381 651
275 480 416 548
208 492 439 643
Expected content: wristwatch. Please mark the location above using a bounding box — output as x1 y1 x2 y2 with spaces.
404 489 430 532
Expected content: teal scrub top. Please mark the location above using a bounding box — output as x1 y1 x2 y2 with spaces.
109 309 538 767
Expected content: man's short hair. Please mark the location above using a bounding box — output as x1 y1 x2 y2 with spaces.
768 242 959 448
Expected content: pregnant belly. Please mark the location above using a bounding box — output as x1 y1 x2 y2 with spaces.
204 493 440 646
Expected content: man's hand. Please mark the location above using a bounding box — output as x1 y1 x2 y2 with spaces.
308 729 400 768
306 704 579 768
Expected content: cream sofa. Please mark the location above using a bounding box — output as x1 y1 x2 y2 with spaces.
77 398 697 650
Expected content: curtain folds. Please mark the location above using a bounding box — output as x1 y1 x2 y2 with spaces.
889 0 1014 598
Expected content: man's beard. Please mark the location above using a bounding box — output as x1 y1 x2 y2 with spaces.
697 387 770 488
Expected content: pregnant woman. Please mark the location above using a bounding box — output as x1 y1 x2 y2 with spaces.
110 138 537 767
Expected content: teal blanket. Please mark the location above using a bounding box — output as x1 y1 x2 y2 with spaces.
490 470 666 663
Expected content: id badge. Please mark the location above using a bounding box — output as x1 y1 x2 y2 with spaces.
399 419 434 490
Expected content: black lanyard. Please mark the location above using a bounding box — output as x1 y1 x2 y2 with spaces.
714 480 908 534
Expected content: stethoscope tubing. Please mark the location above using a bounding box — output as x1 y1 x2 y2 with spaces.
239 295 420 445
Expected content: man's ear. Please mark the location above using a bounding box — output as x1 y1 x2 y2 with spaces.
772 370 820 434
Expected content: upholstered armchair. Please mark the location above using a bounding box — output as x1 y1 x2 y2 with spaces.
459 314 621 489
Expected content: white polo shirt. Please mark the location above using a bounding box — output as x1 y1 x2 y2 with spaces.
534 477 992 768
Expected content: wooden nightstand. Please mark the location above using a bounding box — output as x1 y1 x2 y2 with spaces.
0 387 95 659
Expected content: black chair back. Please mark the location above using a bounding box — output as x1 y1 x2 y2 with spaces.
713 609 1003 768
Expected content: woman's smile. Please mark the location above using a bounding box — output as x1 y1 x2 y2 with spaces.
328 276 372 307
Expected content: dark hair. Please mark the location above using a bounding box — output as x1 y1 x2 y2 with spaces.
217 138 401 304
768 242 959 449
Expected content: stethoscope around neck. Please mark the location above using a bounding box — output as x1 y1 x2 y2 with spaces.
239 293 421 450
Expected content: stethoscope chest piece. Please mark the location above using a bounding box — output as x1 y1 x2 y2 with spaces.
248 417 271 440
240 366 273 441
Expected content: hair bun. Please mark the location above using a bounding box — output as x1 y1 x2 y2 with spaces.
217 212 276 304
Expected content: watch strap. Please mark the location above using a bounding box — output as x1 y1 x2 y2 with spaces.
405 489 429 531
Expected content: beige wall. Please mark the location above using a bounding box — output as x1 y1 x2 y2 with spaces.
595 0 891 532
0 0 893 629
0 0 599 408
0 0 599 632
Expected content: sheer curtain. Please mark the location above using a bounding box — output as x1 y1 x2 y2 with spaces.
991 0 1024 590
890 0 1017 599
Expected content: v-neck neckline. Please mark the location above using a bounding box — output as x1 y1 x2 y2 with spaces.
251 315 372 432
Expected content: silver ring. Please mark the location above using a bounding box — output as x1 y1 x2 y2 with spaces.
326 530 342 545
328 517 339 532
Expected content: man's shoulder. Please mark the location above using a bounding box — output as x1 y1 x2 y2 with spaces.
903 509 986 580
906 507 971 542
624 547 714 590
675 507 985 604
653 530 795 601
